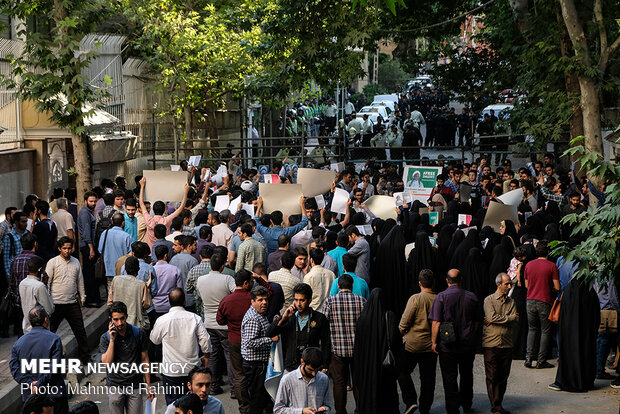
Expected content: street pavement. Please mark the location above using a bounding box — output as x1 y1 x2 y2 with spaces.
67 353 619 413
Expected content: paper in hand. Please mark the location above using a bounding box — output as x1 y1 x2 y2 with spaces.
315 194 326 210
330 188 349 215
188 155 202 167
241 203 255 217
214 195 230 213
228 195 242 212
170 165 181 171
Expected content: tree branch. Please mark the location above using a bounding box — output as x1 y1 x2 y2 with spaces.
600 35 620 73
558 0 591 67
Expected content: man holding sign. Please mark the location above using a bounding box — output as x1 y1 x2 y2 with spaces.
139 177 189 249
254 197 309 256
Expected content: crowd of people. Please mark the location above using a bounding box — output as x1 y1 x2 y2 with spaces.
2 145 618 414
280 89 510 166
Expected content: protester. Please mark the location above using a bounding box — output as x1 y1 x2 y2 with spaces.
150 289 211 405
107 256 151 329
329 253 369 299
10 307 68 413
195 253 236 395
46 236 89 363
549 278 600 392
152 245 183 316
429 269 480 414
398 269 437 414
18 256 54 333
483 273 519 414
163 366 225 414
235 223 266 272
303 248 336 312
267 283 331 372
322 273 366 414
523 241 560 369
100 301 153 414
240 285 278 414
273 347 331 414
98 213 133 291
268 251 299 312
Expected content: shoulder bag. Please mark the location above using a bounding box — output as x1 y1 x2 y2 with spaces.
382 312 397 375
439 292 465 344
548 293 562 323
94 229 109 284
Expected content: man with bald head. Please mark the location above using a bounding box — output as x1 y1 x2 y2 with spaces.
429 269 480 414
482 273 518 414
150 288 212 405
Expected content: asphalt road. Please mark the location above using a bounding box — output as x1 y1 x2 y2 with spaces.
68 354 619 414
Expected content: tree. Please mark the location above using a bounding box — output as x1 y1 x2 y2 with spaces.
0 0 111 197
124 0 260 145
378 58 411 92
556 0 620 154
552 136 620 284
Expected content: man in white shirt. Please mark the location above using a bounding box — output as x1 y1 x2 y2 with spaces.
51 198 74 241
46 236 89 363
19 255 54 333
344 98 355 117
209 211 234 249
268 251 300 313
323 99 337 132
195 253 235 395
303 248 335 312
150 288 211 405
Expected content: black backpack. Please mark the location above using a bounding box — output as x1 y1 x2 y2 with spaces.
95 213 113 247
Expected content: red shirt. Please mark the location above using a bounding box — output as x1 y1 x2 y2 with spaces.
217 289 251 344
216 278 272 343
524 258 559 304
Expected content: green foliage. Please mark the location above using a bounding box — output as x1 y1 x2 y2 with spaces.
0 0 111 137
378 58 411 92
124 0 260 121
552 137 620 284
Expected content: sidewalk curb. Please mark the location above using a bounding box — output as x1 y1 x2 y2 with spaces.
0 305 109 414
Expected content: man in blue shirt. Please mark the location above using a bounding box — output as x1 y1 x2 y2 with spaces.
10 306 68 412
329 254 369 299
98 213 133 289
254 196 308 256
327 233 349 277
124 198 139 242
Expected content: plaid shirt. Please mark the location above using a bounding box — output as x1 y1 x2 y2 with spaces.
241 306 272 361
3 230 27 276
539 186 565 205
445 179 459 195
187 260 211 319
268 268 301 313
9 250 36 305
322 290 366 357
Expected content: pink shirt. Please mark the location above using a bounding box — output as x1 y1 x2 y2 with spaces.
143 214 175 248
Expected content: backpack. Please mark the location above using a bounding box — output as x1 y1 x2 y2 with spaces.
95 214 113 247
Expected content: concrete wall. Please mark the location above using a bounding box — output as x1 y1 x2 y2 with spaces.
0 149 35 210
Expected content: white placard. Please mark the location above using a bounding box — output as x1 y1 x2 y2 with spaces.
497 188 523 206
188 155 202 167
315 194 326 210
170 164 181 171
214 195 230 212
458 214 472 226
330 188 349 215
241 203 255 217
229 195 242 212
330 162 345 172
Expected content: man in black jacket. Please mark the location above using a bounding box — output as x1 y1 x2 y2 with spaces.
266 283 331 372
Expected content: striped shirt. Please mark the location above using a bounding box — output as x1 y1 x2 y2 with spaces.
322 290 366 357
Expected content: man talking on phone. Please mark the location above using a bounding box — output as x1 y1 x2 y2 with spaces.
274 347 331 414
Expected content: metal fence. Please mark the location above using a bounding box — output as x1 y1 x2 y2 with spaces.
136 132 570 170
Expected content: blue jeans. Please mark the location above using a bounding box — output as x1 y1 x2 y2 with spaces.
597 332 611 373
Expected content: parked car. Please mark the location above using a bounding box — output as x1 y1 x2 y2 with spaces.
355 105 391 125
